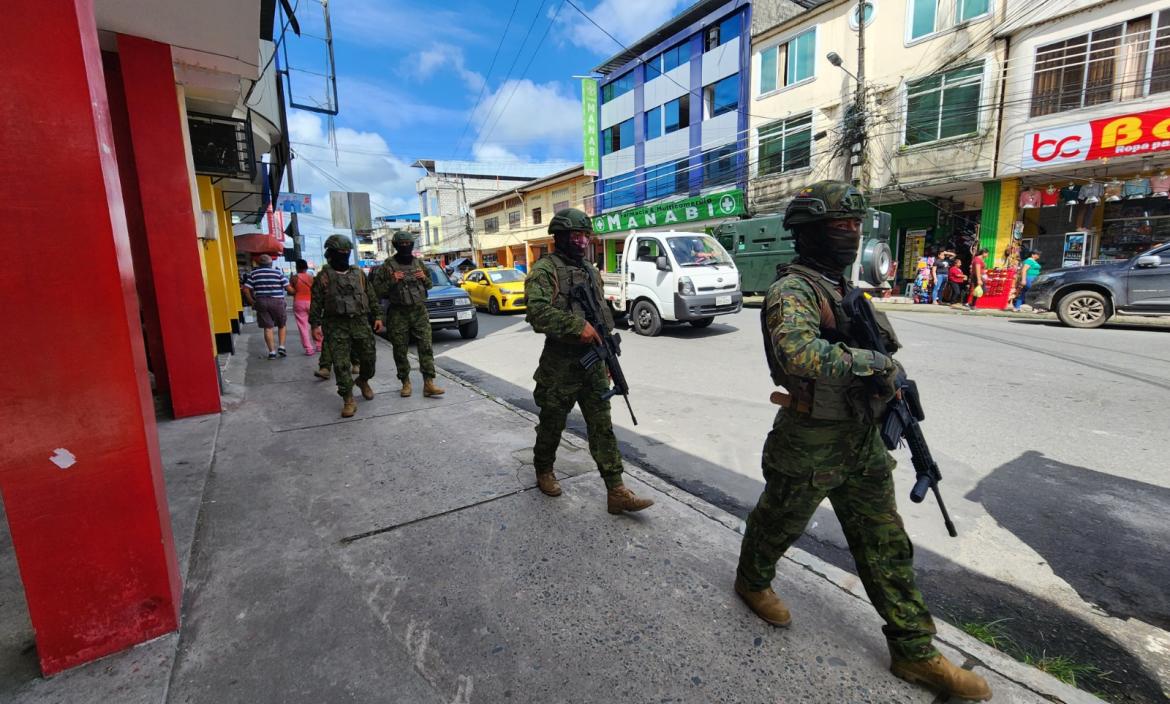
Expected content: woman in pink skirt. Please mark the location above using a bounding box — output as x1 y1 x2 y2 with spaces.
291 259 316 355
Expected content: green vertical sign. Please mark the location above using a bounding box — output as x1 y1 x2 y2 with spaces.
581 78 599 177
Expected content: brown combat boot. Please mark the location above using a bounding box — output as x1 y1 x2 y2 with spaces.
400 379 412 397
341 395 357 418
734 578 792 627
351 363 360 375
314 366 330 380
356 379 375 400
423 377 445 397
891 654 992 701
606 484 653 514
535 471 562 497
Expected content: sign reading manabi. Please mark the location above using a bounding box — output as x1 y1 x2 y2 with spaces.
592 189 745 234
581 79 600 177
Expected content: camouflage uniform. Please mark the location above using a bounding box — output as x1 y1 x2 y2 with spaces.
524 251 624 489
371 256 435 381
309 263 381 398
313 264 354 373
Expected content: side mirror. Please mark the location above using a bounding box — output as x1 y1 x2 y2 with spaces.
1136 254 1162 268
655 255 671 272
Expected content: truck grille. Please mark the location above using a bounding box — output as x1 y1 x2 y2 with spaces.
426 299 454 311
698 284 738 292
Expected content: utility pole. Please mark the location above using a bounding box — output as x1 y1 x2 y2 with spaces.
844 0 867 186
460 177 474 259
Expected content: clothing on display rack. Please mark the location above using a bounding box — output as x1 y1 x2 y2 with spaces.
1124 177 1151 199
1104 179 1123 202
1150 171 1170 196
1018 188 1042 208
1040 185 1059 207
1060 183 1080 204
1080 181 1104 204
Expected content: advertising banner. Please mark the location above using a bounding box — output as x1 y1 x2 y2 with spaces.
582 79 600 177
1022 105 1170 169
592 189 744 234
276 193 312 213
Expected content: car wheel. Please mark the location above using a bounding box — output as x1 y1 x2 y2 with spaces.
631 300 662 337
690 316 715 328
1057 290 1109 328
488 297 500 315
459 318 479 339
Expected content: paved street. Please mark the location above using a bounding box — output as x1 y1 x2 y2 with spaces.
432 306 1170 703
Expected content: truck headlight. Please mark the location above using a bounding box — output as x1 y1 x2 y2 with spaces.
678 276 696 296
456 297 471 306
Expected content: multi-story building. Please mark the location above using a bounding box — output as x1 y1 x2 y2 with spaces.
587 0 808 269
371 214 422 259
469 165 594 270
993 0 1170 270
749 0 1009 275
413 159 571 261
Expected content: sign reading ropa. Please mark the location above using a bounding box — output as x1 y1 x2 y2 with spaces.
582 79 600 177
592 189 745 234
1022 106 1170 169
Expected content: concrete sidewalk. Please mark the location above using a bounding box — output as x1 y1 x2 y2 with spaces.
0 327 1102 703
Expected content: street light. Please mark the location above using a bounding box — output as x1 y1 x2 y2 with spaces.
826 52 859 83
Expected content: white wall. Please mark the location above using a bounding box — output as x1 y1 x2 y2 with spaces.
645 128 691 169
600 90 635 131
644 64 690 111
602 145 636 179
701 110 739 151
702 36 740 86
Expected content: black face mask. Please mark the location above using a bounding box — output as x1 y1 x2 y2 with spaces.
393 243 414 262
798 226 861 272
326 249 351 271
554 232 587 262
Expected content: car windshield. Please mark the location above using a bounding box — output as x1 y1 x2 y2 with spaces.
427 264 452 286
667 234 734 266
488 269 525 284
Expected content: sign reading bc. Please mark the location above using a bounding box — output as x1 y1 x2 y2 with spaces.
1021 106 1170 170
1021 124 1091 168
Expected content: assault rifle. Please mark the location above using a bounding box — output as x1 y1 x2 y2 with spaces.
842 288 958 537
570 275 638 426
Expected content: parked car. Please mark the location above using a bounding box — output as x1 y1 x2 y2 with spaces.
423 261 478 338
460 266 527 314
1027 242 1170 328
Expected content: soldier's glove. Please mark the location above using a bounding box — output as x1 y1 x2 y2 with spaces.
872 357 905 403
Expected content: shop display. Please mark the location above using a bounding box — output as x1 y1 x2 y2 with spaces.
1040 185 1059 207
1150 171 1170 196
1124 177 1151 199
1079 181 1104 204
1060 183 1080 204
1018 187 1041 209
1103 178 1123 202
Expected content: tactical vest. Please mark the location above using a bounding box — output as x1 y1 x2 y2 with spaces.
761 263 898 421
382 257 428 307
321 267 370 317
542 253 614 340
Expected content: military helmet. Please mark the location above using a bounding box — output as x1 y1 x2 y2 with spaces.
392 230 415 244
548 208 592 235
783 180 867 229
324 234 354 251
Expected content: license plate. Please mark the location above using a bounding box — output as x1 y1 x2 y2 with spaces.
431 316 455 323
716 295 732 306
457 310 473 321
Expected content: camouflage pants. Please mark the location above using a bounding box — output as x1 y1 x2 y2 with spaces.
317 335 354 370
322 316 376 398
386 304 435 380
736 410 938 661
532 346 623 489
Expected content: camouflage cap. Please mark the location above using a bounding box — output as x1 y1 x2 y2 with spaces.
391 230 415 244
783 181 867 229
324 234 354 251
548 208 592 235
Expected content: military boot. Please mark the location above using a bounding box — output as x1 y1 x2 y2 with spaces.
400 379 413 397
314 367 331 380
423 378 445 397
351 363 361 376
356 379 375 401
535 471 562 497
341 395 357 418
606 484 653 514
890 654 992 701
734 578 792 627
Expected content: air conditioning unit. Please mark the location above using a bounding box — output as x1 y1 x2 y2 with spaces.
187 112 256 181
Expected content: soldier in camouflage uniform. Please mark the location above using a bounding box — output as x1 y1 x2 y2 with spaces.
312 262 359 382
523 208 653 515
369 230 444 398
734 181 991 701
309 235 384 418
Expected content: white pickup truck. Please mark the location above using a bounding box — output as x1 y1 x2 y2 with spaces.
601 230 743 336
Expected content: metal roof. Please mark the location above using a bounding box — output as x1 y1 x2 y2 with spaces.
412 159 576 180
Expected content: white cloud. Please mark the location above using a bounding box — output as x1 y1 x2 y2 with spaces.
470 79 582 162
321 0 486 47
336 76 467 132
558 0 690 53
402 44 485 92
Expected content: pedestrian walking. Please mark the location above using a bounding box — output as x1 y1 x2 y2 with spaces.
523 208 654 515
968 248 988 308
931 249 951 304
735 181 991 702
370 231 444 398
309 235 384 418
291 259 316 355
1013 250 1042 312
243 254 295 359
947 258 969 307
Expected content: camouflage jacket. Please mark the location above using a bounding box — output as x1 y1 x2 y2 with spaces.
370 257 431 307
308 265 383 326
525 252 612 345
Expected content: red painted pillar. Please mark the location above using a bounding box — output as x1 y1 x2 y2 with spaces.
117 34 221 418
0 0 181 676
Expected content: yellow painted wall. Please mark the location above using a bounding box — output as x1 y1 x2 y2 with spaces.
996 178 1019 269
196 176 233 337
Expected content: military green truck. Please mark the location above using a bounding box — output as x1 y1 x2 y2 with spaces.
712 209 894 294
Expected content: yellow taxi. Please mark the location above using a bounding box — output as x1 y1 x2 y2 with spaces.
460 267 527 314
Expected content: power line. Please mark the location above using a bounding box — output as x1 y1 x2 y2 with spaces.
450 0 523 159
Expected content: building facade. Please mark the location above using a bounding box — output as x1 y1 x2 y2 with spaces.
372 213 423 259
469 166 594 270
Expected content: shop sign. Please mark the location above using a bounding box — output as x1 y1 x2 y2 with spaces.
581 79 600 177
1022 106 1170 169
902 230 926 279
276 192 312 213
592 189 745 234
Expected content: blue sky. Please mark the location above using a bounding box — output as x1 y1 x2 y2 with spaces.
283 0 690 237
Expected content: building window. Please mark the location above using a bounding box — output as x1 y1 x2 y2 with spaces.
705 74 740 118
532 207 542 224
424 222 431 244
648 41 691 79
600 172 637 210
759 29 816 94
508 211 521 229
601 71 635 104
485 217 499 234
428 193 439 216
957 0 989 23
1031 15 1167 117
602 118 634 155
645 158 690 200
554 199 571 212
702 145 738 187
908 0 990 41
705 12 741 52
905 62 983 146
664 95 690 133
758 113 812 175
646 106 663 140
849 1 876 29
